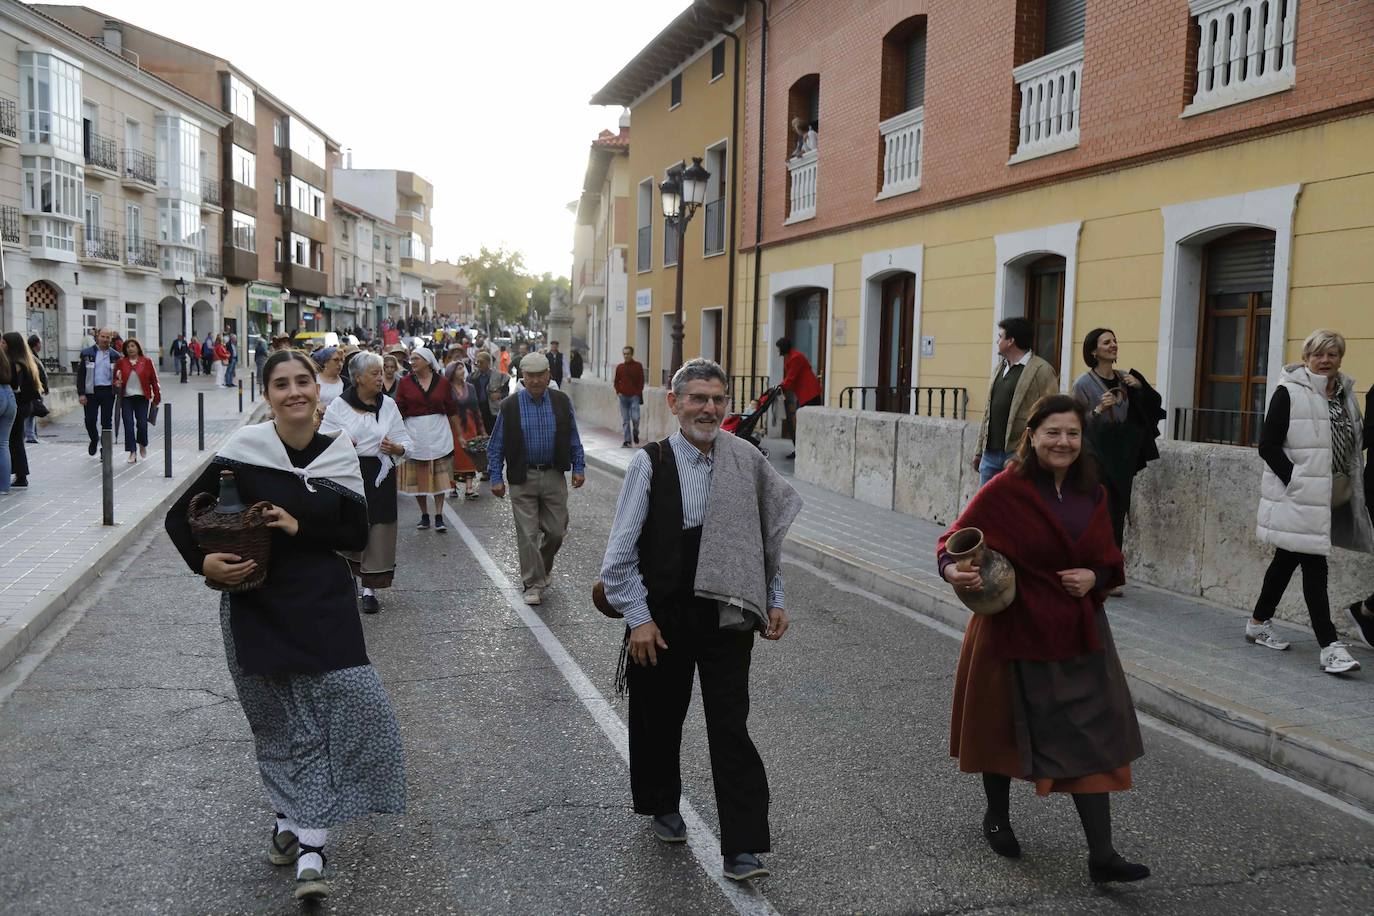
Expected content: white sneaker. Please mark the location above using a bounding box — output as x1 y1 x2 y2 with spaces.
1245 620 1290 651
523 587 542 606
1319 642 1361 675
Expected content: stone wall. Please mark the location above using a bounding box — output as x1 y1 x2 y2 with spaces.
796 407 1374 627
565 379 678 444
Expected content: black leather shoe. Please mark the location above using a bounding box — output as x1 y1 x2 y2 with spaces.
88 440 98 456
982 812 1021 858
651 813 686 843
723 853 769 881
360 595 380 614
1089 853 1150 883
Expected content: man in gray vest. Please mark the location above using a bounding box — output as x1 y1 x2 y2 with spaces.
487 351 585 605
972 317 1059 487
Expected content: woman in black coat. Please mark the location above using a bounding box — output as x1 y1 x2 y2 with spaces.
1347 383 1374 647
2 332 39 488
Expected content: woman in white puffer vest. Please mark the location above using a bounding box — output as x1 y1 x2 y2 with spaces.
1247 329 1373 675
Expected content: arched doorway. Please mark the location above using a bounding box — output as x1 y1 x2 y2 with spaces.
158 295 183 371
783 287 827 383
25 280 61 371
192 300 214 338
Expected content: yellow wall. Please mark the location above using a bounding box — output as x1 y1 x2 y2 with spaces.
733 114 1374 419
626 27 746 382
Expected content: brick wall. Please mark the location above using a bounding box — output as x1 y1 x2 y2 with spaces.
740 0 1374 248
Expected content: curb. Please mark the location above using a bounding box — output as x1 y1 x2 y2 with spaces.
585 449 1374 814
0 402 272 675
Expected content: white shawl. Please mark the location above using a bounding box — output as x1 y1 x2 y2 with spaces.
319 396 412 488
215 421 365 502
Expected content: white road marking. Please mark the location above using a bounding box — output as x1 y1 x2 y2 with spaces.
445 505 782 916
788 557 1374 827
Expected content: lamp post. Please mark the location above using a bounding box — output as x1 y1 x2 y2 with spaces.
486 286 496 338
660 156 710 376
526 289 534 337
175 276 189 383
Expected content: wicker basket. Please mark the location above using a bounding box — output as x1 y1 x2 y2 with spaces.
464 435 490 470
187 493 275 593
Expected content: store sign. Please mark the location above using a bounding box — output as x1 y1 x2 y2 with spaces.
247 282 285 320
635 288 652 314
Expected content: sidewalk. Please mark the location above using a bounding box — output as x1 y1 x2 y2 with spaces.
579 423 1374 812
0 374 268 672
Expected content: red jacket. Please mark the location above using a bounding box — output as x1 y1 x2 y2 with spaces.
114 356 162 406
189 339 202 358
782 349 822 405
614 360 645 397
213 344 230 362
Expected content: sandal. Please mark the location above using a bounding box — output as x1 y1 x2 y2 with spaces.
294 846 329 900
269 824 299 866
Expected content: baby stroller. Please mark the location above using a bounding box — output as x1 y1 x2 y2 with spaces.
721 385 783 454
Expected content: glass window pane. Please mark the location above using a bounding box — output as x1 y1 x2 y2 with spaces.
1204 380 1241 412
1206 314 1247 376
1253 313 1271 377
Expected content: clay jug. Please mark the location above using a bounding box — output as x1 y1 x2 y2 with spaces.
944 527 1016 615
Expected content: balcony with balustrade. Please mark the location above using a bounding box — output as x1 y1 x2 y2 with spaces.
1009 41 1083 164
785 149 818 225
877 107 924 199
196 252 223 281
123 236 158 272
79 226 121 265
703 198 726 256
1183 0 1299 118
84 132 119 179
0 96 17 147
576 259 606 306
121 149 157 192
201 178 222 213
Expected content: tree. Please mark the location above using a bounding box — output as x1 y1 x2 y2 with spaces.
456 246 527 328
525 272 571 323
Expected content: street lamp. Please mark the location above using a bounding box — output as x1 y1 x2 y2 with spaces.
661 156 710 375
174 276 189 383
486 286 495 337
526 289 534 336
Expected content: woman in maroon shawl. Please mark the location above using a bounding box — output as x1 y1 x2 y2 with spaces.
939 394 1148 884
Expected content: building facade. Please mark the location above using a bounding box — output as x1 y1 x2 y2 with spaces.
331 167 436 322
331 198 402 333
729 0 1374 444
0 1 228 372
571 115 630 380
37 4 343 348
591 3 747 386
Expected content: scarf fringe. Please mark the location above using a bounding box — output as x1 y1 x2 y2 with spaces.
614 627 630 698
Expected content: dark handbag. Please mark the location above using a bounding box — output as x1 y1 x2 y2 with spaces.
148 403 160 426
592 580 623 619
29 396 49 418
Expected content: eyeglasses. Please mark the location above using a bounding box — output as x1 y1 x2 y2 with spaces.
683 394 729 408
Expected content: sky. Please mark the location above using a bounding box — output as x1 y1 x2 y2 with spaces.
74 0 692 278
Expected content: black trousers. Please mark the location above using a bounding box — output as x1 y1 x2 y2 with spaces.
83 386 116 445
1253 547 1337 647
628 595 769 855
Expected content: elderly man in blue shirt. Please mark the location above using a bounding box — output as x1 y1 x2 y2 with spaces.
75 327 118 456
487 351 585 606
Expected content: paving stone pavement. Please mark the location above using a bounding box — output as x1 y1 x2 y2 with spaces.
577 422 1374 808
0 374 267 670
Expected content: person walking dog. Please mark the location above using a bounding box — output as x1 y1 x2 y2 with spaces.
600 358 802 882
487 352 585 605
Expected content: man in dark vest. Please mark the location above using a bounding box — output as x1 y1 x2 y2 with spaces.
599 358 803 883
487 351 585 606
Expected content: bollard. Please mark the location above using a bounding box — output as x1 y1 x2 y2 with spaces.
238 379 243 413
164 403 173 478
250 370 256 403
101 428 114 526
198 391 205 451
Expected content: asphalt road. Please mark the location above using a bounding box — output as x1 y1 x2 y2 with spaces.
2 464 1374 915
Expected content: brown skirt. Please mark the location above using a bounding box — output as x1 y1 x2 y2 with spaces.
342 522 397 589
950 607 1142 795
397 454 454 497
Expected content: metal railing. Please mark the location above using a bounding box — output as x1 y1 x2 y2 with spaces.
730 375 772 407
197 252 223 279
0 97 15 140
839 386 969 419
84 132 118 171
1172 407 1264 448
636 225 652 272
704 198 725 254
201 177 221 208
123 235 158 268
122 148 156 185
1 205 19 243
80 226 120 261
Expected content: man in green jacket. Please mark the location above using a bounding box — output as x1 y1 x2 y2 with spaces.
972 317 1059 487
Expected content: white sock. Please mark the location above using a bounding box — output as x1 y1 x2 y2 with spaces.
362 587 374 597
276 815 298 838
295 826 328 876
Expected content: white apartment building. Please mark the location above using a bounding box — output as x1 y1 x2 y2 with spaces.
571 116 630 380
0 1 228 372
331 167 436 320
330 199 403 333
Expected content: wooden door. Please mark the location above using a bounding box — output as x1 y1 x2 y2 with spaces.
1025 256 1065 372
877 272 915 412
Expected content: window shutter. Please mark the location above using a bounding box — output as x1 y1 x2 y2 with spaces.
1044 0 1087 53
1206 237 1276 295
903 29 926 110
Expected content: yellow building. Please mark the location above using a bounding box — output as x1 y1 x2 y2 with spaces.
590 3 747 388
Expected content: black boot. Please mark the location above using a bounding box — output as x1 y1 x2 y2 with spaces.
1073 793 1149 883
981 773 1021 858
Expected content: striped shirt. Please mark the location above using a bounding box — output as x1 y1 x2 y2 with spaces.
487 387 586 484
600 431 785 630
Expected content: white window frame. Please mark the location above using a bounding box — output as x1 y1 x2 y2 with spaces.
702 139 728 258
291 232 310 267
22 155 83 220
230 210 255 252
991 221 1082 387
287 116 326 168
228 74 254 122
636 177 653 274
231 144 255 189
19 50 83 156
